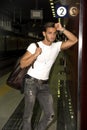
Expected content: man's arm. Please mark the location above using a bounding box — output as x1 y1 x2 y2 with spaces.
20 47 42 68
55 23 78 50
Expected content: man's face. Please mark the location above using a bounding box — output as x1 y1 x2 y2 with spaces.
43 27 57 43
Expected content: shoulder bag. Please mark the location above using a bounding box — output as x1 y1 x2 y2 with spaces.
6 43 39 93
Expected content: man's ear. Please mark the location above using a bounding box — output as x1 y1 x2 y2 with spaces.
42 31 45 37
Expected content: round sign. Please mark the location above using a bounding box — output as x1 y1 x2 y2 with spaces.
57 6 67 17
69 7 79 17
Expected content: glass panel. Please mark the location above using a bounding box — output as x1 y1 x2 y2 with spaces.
55 0 81 130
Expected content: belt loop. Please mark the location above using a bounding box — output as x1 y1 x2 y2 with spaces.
25 74 31 78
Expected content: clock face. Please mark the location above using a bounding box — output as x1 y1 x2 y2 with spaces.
69 7 79 17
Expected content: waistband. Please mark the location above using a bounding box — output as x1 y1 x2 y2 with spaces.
25 74 49 84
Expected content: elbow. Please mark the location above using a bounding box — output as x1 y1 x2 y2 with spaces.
20 64 23 69
71 37 78 46
76 37 78 43
74 37 78 44
20 63 23 69
20 59 24 69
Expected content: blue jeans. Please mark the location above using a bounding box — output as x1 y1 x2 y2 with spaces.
23 76 54 130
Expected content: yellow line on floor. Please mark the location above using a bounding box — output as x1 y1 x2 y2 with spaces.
0 85 12 96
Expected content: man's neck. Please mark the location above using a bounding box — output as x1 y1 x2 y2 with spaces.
42 40 52 46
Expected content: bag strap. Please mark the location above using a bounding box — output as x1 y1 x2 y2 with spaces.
32 42 39 68
35 42 39 48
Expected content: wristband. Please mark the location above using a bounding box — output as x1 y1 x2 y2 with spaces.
60 28 65 34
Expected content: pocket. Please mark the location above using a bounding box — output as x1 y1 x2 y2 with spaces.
25 78 35 85
39 84 49 92
24 78 35 93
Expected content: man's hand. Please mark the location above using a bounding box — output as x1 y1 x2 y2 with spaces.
55 23 64 31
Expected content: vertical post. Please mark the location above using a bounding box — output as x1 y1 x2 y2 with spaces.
77 0 83 130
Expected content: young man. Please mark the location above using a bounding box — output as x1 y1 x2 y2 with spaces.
20 22 78 130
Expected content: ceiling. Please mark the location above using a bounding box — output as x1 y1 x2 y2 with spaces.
0 0 56 36
0 0 80 36
0 0 54 24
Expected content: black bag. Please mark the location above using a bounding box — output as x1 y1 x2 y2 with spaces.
6 43 39 93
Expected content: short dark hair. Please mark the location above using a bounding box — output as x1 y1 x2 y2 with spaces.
43 22 55 32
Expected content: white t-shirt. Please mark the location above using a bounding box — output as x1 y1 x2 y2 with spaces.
27 41 62 80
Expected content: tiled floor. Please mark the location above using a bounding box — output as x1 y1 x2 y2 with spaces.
0 74 23 130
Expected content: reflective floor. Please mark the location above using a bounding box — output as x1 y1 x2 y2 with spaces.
57 53 76 130
57 79 76 130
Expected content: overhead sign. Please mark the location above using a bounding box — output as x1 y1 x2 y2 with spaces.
55 4 79 18
55 5 68 18
30 10 43 19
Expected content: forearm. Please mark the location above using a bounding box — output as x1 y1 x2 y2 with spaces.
55 22 78 50
20 53 38 68
61 28 78 43
55 22 78 44
60 28 78 50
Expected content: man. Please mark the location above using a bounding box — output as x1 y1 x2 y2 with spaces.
20 22 78 130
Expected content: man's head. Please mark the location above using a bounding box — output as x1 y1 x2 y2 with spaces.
42 22 57 44
43 22 55 32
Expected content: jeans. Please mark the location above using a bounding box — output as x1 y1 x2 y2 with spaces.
23 76 54 130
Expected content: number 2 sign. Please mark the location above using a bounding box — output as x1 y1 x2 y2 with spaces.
56 5 79 18
57 6 67 17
